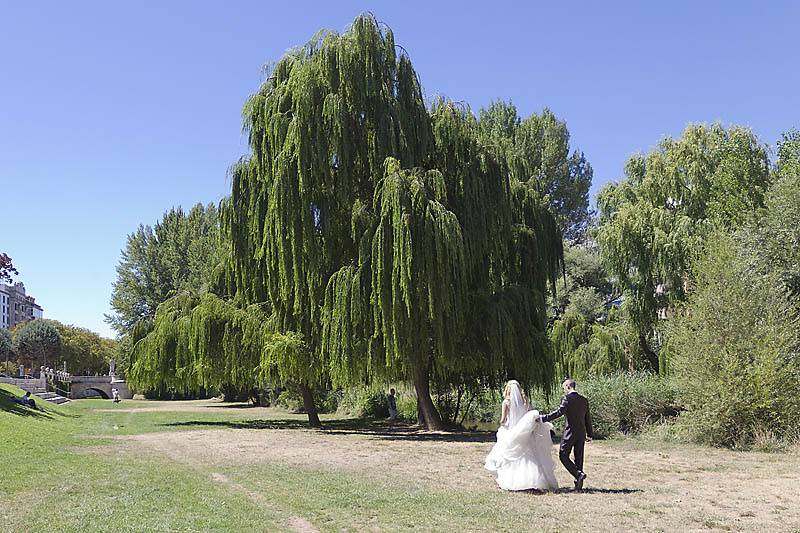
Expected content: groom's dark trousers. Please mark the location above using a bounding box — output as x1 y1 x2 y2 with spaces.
559 435 585 479
542 391 593 480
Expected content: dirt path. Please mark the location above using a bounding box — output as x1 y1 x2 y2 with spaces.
111 425 800 531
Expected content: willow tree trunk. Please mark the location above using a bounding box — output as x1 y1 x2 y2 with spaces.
639 334 659 371
300 384 321 427
413 363 446 430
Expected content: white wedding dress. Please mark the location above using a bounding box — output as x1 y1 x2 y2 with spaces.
484 383 559 491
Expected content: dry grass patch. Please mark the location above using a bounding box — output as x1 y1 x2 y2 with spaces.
108 420 800 531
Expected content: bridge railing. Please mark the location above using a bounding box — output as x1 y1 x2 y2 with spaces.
43 367 73 399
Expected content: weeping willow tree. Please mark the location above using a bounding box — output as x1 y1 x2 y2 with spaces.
322 101 564 429
550 310 643 379
596 124 770 369
128 292 317 415
130 14 564 429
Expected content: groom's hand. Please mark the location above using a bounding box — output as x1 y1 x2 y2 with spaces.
585 436 593 442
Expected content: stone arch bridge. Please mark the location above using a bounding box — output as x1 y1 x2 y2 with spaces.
70 376 132 399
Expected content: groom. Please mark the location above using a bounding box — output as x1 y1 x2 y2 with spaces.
540 378 594 491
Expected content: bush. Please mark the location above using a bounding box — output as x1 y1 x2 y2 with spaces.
336 385 417 421
578 372 678 438
275 387 338 414
468 373 677 438
336 387 390 418
666 233 800 448
275 389 302 412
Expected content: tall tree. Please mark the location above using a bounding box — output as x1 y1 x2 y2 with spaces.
130 15 563 429
107 203 221 336
478 101 593 240
596 124 770 368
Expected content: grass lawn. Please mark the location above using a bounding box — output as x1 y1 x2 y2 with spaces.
2 383 799 532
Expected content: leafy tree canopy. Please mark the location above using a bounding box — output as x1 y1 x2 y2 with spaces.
477 101 593 240
53 322 117 375
12 319 62 369
596 124 770 367
107 203 221 336
0 328 12 361
131 15 564 429
665 231 800 447
549 242 614 321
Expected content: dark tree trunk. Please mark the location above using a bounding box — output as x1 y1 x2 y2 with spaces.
413 362 447 430
639 333 658 370
300 383 321 427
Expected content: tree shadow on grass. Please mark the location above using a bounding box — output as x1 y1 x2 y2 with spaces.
0 389 66 419
158 417 497 443
203 402 259 409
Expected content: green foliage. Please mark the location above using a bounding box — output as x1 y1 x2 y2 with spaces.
550 310 643 380
335 387 390 418
550 242 613 320
130 292 289 393
52 322 117 375
322 159 467 387
666 232 800 448
131 16 564 429
336 385 417 420
0 252 18 283
12 319 62 368
1 360 17 376
0 327 12 361
575 372 678 438
107 203 221 336
597 124 771 366
776 129 800 179
477 101 593 240
742 131 800 298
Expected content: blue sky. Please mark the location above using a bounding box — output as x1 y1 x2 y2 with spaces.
2 1 798 338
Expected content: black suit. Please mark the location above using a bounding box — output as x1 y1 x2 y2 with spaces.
541 391 593 480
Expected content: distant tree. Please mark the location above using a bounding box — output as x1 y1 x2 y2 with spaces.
0 252 18 283
12 319 62 370
596 124 770 368
106 203 221 336
550 309 643 379
0 328 12 364
478 101 594 240
547 242 642 379
52 322 117 375
549 242 614 321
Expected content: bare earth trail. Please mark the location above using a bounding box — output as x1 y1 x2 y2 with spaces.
91 400 800 532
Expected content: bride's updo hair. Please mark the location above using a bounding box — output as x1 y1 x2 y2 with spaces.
503 380 519 399
503 380 530 408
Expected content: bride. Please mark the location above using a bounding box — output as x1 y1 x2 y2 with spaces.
484 380 559 491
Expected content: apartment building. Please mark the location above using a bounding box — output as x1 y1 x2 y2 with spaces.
0 282 44 329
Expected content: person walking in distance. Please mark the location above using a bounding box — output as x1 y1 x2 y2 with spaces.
387 388 398 420
540 378 594 491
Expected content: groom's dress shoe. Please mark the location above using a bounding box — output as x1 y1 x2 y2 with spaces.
574 472 586 491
